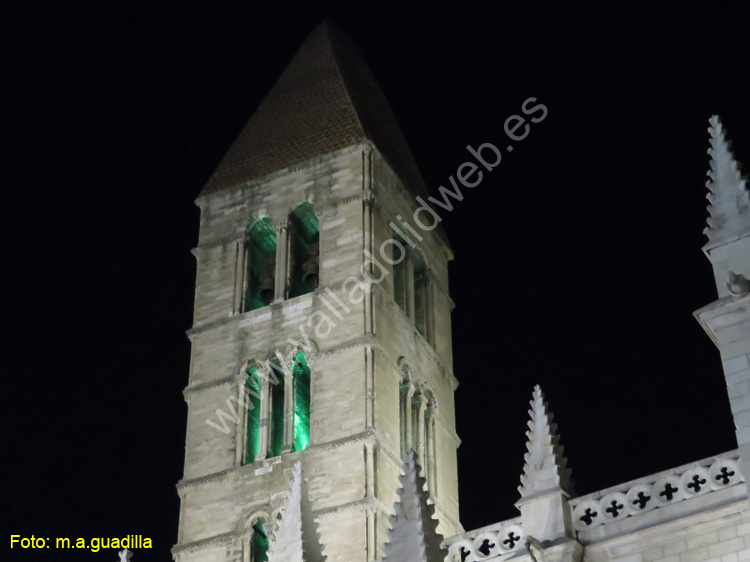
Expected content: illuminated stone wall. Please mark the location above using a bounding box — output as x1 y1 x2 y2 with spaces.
175 145 461 562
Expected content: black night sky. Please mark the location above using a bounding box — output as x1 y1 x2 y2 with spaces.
4 2 750 560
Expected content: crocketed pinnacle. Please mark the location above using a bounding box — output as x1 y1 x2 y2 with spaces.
267 462 326 562
518 385 572 499
704 115 750 248
382 450 445 562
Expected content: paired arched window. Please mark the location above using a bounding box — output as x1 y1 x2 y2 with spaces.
241 351 312 465
241 205 319 313
389 236 434 346
244 217 278 311
399 372 438 495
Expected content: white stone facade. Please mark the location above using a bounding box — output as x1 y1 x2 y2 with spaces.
174 22 750 562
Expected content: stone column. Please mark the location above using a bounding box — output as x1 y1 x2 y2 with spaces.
425 403 435 493
235 380 246 466
242 536 251 562
257 376 270 461
363 196 375 335
366 507 377 561
364 346 375 429
274 221 289 303
234 239 246 314
364 441 376 498
415 392 427 459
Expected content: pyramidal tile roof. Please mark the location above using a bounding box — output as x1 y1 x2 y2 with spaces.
382 450 445 562
704 115 750 248
267 462 326 562
518 385 572 500
200 21 427 198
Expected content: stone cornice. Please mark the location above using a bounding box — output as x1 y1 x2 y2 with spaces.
192 233 243 255
177 430 377 492
182 375 234 401
313 496 375 518
693 293 750 347
195 144 369 206
172 530 238 556
187 292 317 339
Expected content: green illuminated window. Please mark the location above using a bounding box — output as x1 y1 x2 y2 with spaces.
244 217 277 312
244 365 262 464
250 518 268 562
289 203 320 298
292 351 311 451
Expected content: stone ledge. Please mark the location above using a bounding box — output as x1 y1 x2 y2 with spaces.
195 143 369 207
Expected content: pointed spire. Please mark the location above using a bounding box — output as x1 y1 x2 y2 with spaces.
382 450 445 562
200 21 427 198
518 385 571 499
704 115 750 247
267 462 326 562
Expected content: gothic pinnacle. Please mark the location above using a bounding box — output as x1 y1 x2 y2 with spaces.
267 462 326 562
518 385 572 499
382 450 445 562
704 115 750 246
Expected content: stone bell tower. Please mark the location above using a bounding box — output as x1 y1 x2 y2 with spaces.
694 116 750 498
173 22 462 562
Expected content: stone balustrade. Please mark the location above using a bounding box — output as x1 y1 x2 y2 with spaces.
569 450 744 531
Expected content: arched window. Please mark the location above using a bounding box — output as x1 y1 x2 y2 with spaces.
413 250 428 337
268 359 285 458
392 235 409 313
288 203 320 298
244 364 263 464
250 518 269 562
244 217 277 311
398 370 436 493
292 351 311 451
